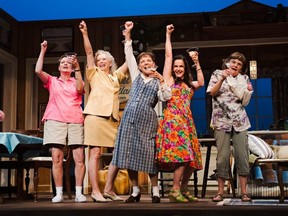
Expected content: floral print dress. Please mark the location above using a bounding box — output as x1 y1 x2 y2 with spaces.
156 82 203 170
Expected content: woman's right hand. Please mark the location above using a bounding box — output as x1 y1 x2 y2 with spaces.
41 40 48 52
124 21 133 32
166 24 174 34
222 69 230 80
79 20 87 34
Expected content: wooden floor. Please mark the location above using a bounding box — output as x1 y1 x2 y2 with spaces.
1 192 288 216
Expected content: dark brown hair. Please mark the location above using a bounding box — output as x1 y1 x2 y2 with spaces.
172 55 193 88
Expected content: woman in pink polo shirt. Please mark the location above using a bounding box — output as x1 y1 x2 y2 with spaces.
35 40 86 203
0 110 5 122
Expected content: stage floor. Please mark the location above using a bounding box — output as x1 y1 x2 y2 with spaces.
1 193 288 216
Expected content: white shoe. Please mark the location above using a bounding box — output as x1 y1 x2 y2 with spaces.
52 194 63 203
91 193 107 203
75 194 87 203
103 192 123 201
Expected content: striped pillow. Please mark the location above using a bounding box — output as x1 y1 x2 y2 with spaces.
248 134 275 159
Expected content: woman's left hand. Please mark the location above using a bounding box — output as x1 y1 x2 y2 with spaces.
247 82 253 91
189 51 199 64
149 71 164 82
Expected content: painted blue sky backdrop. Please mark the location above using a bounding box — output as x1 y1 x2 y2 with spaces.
0 0 287 21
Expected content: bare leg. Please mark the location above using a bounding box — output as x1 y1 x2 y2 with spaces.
217 177 225 195
172 164 185 190
180 165 198 201
239 175 248 195
72 146 86 186
103 163 119 195
88 146 105 201
180 165 194 191
72 146 87 202
51 147 64 187
51 147 64 203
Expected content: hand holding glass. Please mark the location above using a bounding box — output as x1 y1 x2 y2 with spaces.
148 65 158 72
64 52 77 70
186 47 199 68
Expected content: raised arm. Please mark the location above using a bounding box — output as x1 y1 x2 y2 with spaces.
163 24 174 86
79 20 94 69
70 55 84 94
123 21 138 81
190 51 204 90
35 40 50 84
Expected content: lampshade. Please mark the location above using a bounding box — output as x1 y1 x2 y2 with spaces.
250 60 257 80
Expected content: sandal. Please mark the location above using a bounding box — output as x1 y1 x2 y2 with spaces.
168 189 189 203
241 193 252 202
181 190 198 202
212 193 223 202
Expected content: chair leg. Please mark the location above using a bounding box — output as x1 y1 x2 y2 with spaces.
25 167 30 195
193 171 198 197
7 168 12 198
33 165 39 202
159 171 164 198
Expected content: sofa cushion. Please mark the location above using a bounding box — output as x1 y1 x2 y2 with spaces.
271 145 288 159
248 134 275 159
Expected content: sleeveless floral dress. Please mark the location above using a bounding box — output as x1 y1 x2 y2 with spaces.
155 82 203 170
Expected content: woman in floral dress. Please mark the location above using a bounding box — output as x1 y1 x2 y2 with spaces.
156 24 204 203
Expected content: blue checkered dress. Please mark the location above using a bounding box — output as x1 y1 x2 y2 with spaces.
111 74 159 174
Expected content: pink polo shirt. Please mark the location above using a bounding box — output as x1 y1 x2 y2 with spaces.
42 75 84 124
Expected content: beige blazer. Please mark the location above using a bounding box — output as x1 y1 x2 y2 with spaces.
83 66 126 121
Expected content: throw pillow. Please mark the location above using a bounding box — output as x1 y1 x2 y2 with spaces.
271 146 288 159
248 134 275 159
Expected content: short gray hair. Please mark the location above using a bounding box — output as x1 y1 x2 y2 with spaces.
94 50 118 74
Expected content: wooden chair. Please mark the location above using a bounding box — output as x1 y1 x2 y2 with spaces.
0 129 41 198
10 129 72 202
24 145 73 202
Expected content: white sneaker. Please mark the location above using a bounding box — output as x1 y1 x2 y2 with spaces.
75 194 87 203
52 194 63 203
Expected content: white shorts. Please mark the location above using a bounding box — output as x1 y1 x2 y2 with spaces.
43 120 84 146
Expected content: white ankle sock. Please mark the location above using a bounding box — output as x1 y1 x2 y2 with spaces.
152 186 160 197
75 186 82 196
55 186 63 195
132 186 140 196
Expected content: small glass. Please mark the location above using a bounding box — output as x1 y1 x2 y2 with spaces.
186 47 199 68
148 65 158 72
64 52 77 57
64 52 77 71
120 25 125 32
225 63 230 69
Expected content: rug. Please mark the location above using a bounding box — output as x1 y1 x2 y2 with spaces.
218 198 288 206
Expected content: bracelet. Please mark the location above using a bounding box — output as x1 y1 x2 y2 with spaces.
74 69 81 72
196 68 202 72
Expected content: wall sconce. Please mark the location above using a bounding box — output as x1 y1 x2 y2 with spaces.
249 60 257 79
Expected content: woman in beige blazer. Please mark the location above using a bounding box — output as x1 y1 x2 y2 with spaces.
79 20 128 202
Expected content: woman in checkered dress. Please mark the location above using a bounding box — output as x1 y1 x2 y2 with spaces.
109 21 171 203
